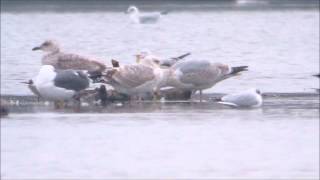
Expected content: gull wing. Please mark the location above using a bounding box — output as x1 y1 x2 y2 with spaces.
112 65 155 88
55 53 106 71
174 61 225 86
54 70 89 91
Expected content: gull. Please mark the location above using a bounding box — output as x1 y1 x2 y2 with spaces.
160 52 191 67
135 50 191 68
33 65 90 108
126 5 168 24
166 60 248 101
217 88 263 108
32 40 106 72
95 60 166 99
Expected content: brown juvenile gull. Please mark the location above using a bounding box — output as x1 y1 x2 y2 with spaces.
166 60 248 102
32 40 106 71
97 61 166 99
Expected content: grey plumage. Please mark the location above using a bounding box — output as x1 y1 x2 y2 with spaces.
160 52 191 67
176 60 211 74
54 70 89 91
167 60 248 101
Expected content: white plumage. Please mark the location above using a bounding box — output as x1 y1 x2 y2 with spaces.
126 6 167 24
218 88 263 108
33 65 89 101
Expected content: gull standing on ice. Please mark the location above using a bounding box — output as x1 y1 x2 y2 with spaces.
32 40 106 72
33 65 90 108
166 60 248 101
218 88 263 108
126 5 168 24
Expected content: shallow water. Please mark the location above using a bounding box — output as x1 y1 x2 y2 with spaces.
1 110 319 179
1 3 319 95
1 1 319 179
1 94 319 179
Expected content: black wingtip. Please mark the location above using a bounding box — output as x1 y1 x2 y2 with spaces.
176 52 191 60
231 66 248 74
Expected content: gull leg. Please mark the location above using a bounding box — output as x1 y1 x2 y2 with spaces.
54 100 64 109
153 90 161 101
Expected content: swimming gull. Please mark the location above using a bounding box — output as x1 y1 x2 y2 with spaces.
166 60 249 101
33 65 90 108
32 40 106 72
126 5 168 24
217 88 263 108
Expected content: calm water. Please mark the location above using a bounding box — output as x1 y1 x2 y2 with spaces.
1 5 319 95
1 99 319 179
1 1 319 179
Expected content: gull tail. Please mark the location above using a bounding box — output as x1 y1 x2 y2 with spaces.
176 52 191 60
111 59 120 68
230 66 248 75
217 101 239 107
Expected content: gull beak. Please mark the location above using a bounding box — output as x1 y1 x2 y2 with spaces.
32 46 41 51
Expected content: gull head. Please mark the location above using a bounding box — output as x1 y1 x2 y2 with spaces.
135 49 151 63
127 5 139 14
32 40 60 53
255 89 261 95
249 88 262 95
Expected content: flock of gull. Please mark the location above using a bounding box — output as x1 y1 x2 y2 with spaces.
17 5 266 110
23 39 263 109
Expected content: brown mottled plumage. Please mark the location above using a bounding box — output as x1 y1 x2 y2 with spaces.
33 40 106 72
102 64 159 95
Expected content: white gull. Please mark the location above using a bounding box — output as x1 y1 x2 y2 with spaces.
126 5 168 24
218 88 263 108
